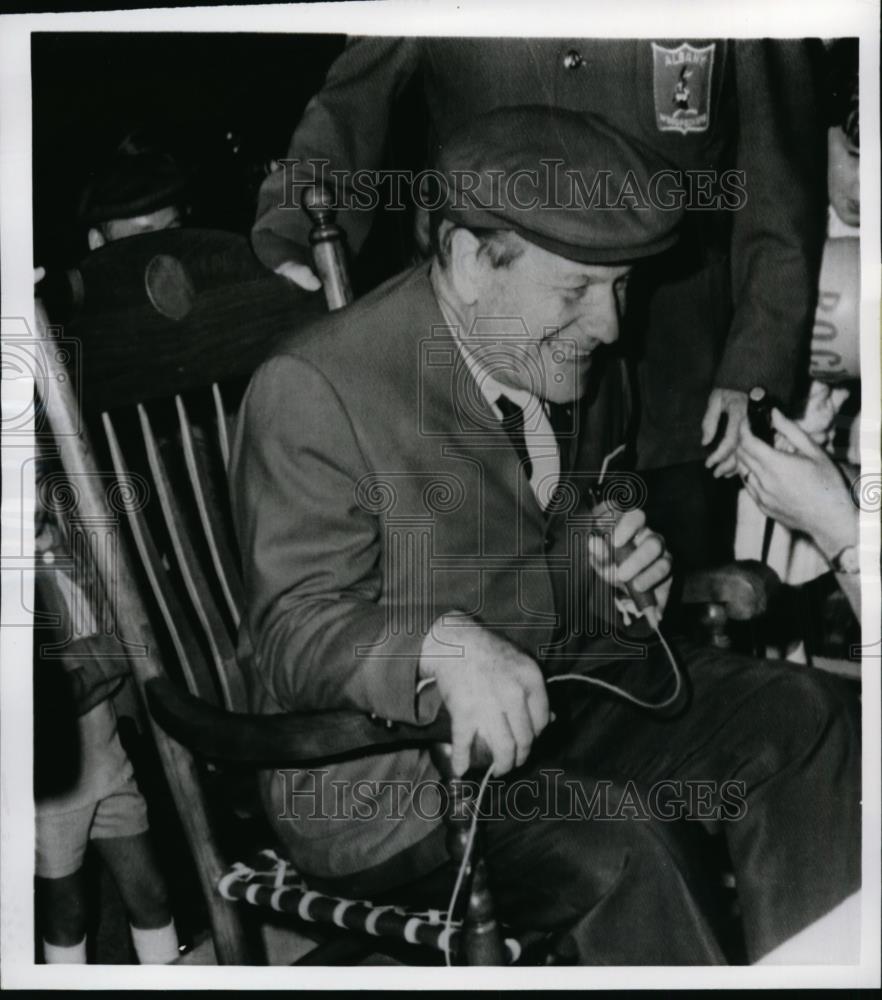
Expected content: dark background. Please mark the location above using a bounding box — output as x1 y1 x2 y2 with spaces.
31 32 347 268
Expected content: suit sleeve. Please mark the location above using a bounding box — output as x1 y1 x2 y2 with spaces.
251 36 421 272
230 353 437 724
715 39 827 403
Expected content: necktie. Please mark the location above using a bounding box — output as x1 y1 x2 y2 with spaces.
545 401 575 473
495 394 532 480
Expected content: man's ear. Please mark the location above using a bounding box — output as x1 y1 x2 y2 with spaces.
87 227 106 251
446 225 482 306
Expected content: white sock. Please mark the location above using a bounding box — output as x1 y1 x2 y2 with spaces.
130 919 179 964
43 937 87 964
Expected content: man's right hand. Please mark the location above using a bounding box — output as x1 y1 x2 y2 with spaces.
274 260 322 292
420 612 550 778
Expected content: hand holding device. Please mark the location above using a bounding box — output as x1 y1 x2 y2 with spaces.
747 386 775 446
419 612 550 777
587 500 671 629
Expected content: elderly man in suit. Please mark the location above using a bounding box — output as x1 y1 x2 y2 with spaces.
250 37 828 573
231 108 859 964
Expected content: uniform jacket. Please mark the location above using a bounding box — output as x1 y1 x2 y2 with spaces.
230 261 654 878
252 37 827 468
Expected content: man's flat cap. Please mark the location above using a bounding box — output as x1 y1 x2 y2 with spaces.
436 106 683 264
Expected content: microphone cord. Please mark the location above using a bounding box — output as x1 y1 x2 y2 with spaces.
442 617 681 965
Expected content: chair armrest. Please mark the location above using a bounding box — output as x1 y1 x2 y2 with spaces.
145 677 453 766
681 559 781 621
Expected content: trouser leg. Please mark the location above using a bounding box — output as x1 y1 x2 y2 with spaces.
556 646 861 961
306 763 728 963
691 656 860 958
479 782 728 964
291 646 859 965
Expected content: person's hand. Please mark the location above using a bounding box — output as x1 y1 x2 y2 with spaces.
587 504 673 619
702 388 749 478
796 380 851 449
420 612 550 777
736 408 857 559
274 259 322 292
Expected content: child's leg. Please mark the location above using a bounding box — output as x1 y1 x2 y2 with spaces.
93 831 172 930
36 870 88 951
91 779 179 963
93 832 178 964
36 800 95 960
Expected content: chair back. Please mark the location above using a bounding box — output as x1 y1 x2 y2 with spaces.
35 227 329 963
36 215 507 966
69 229 326 710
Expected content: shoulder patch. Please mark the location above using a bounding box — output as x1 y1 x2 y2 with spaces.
651 42 715 134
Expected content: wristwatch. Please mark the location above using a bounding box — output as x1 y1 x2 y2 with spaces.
830 545 860 575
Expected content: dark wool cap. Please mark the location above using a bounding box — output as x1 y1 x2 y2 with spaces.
78 151 189 225
436 106 683 264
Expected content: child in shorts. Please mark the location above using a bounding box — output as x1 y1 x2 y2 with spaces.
34 495 179 964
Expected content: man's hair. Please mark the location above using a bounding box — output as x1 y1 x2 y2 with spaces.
429 210 524 270
827 38 859 149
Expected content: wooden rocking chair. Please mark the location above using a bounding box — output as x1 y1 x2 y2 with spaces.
33 200 513 967
33 189 777 966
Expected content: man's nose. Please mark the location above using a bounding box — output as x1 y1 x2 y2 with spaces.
577 294 620 346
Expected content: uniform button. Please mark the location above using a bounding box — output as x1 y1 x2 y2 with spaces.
544 534 556 551
563 49 584 70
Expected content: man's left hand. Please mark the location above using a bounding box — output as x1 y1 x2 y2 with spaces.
588 505 673 620
702 388 749 478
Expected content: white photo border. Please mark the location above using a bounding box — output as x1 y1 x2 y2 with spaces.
1 0 879 989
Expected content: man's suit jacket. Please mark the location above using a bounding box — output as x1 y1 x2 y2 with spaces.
252 37 828 468
231 261 656 878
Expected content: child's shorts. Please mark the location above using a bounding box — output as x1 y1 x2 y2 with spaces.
35 775 149 878
35 699 150 879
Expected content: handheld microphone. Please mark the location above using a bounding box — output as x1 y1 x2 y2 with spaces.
612 534 660 630
587 485 660 629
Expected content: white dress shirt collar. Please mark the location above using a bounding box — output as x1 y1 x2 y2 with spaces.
435 292 560 509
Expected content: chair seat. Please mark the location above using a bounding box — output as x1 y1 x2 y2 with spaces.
217 847 523 965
